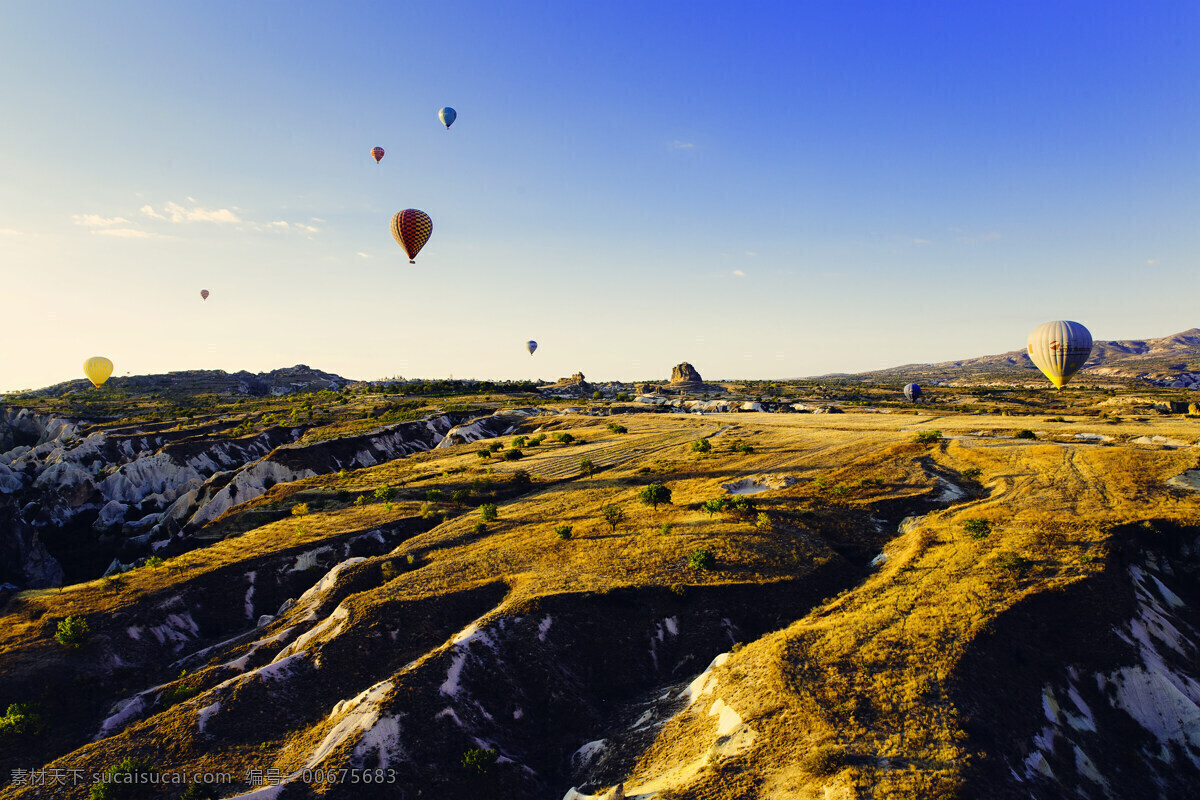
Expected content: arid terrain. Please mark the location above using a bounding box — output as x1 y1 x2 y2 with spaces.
2 376 1199 799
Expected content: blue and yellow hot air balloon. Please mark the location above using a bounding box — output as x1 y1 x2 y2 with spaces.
903 383 922 402
438 107 456 129
526 340 538 356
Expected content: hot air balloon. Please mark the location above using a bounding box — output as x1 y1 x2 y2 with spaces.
83 357 113 388
200 289 209 300
1026 321 1093 389
438 107 456 129
526 340 538 356
390 209 433 263
903 383 922 402
371 146 385 163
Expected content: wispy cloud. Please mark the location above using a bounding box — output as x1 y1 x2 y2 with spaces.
0 228 21 236
94 228 155 238
356 252 370 259
668 140 695 149
911 238 931 245
732 269 745 277
73 214 130 227
744 251 757 257
161 201 240 223
140 205 165 220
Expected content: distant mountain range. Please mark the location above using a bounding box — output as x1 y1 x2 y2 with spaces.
847 328 1200 386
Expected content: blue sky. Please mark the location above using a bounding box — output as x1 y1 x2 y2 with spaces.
2 1 1197 391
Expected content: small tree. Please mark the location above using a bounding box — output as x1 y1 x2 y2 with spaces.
615 392 631 401
639 484 672 510
0 703 45 740
353 494 366 511
592 391 603 400
755 512 772 530
144 555 163 569
579 459 595 477
554 524 573 540
477 449 491 460
450 488 470 505
914 430 943 444
555 432 575 445
701 498 726 517
607 422 628 434
512 436 527 448
688 548 715 571
55 616 89 648
488 441 504 452
480 503 498 522
90 758 157 799
1014 429 1037 440
502 448 524 461
426 489 445 502
374 485 396 502
602 504 624 532
291 502 310 517
473 521 487 535
692 438 712 454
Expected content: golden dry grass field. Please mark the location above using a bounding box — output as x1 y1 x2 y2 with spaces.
2 406 1199 799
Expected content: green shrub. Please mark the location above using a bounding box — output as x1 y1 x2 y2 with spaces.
450 489 470 504
555 525 573 540
995 551 1032 578
144 555 163 569
579 458 595 477
602 504 625 532
473 521 487 536
353 494 366 510
461 746 498 775
373 486 396 502
639 483 672 510
160 684 199 708
502 448 524 461
592 391 603 400
800 743 846 776
55 616 90 648
555 432 575 445
511 436 527 448
730 495 755 516
688 548 715 571
615 392 631 401
962 467 983 481
480 503 498 522
291 502 310 517
526 435 543 447
1014 429 1037 440
477 449 491 460
659 523 672 536
607 422 628 434
964 519 991 539
701 498 726 517
0 703 44 739
755 512 772 530
488 441 504 452
426 489 445 502
914 430 943 444
90 757 157 799
692 438 712 453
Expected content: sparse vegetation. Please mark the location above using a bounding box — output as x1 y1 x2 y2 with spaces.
473 521 487 536
554 524 573 540
701 497 726 517
692 438 712 453
579 458 595 477
800 743 847 776
480 503 498 522
0 703 44 739
1015 429 1037 440
461 746 499 775
607 422 628 434
964 518 991 539
55 615 90 647
373 485 396 502
914 430 943 444
291 502 310 516
90 757 157 799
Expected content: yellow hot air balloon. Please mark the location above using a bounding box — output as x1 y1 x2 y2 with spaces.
1026 321 1092 389
83 356 114 388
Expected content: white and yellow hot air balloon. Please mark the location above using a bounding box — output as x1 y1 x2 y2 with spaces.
83 356 114 388
1026 321 1092 389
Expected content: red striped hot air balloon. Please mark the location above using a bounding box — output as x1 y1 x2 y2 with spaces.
390 209 432 264
371 147 385 163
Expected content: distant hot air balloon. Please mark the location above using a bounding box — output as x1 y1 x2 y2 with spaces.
371 146 385 163
200 289 210 300
438 107 457 129
526 340 538 356
390 209 433 263
83 356 113 388
903 383 922 402
1027 320 1093 389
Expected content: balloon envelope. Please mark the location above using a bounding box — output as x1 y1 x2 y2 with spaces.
903 383 921 402
1026 320 1093 389
526 340 537 355
200 289 209 300
83 356 113 388
371 146 384 163
390 210 433 263
438 107 456 129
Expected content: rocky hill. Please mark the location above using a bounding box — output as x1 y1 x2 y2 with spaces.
2 385 1200 799
851 328 1200 388
25 365 350 399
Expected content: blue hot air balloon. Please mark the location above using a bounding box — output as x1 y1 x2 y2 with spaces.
438 107 457 129
904 383 922 402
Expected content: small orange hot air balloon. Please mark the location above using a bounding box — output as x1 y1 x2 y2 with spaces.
371 147 385 163
200 289 210 300
390 209 433 264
